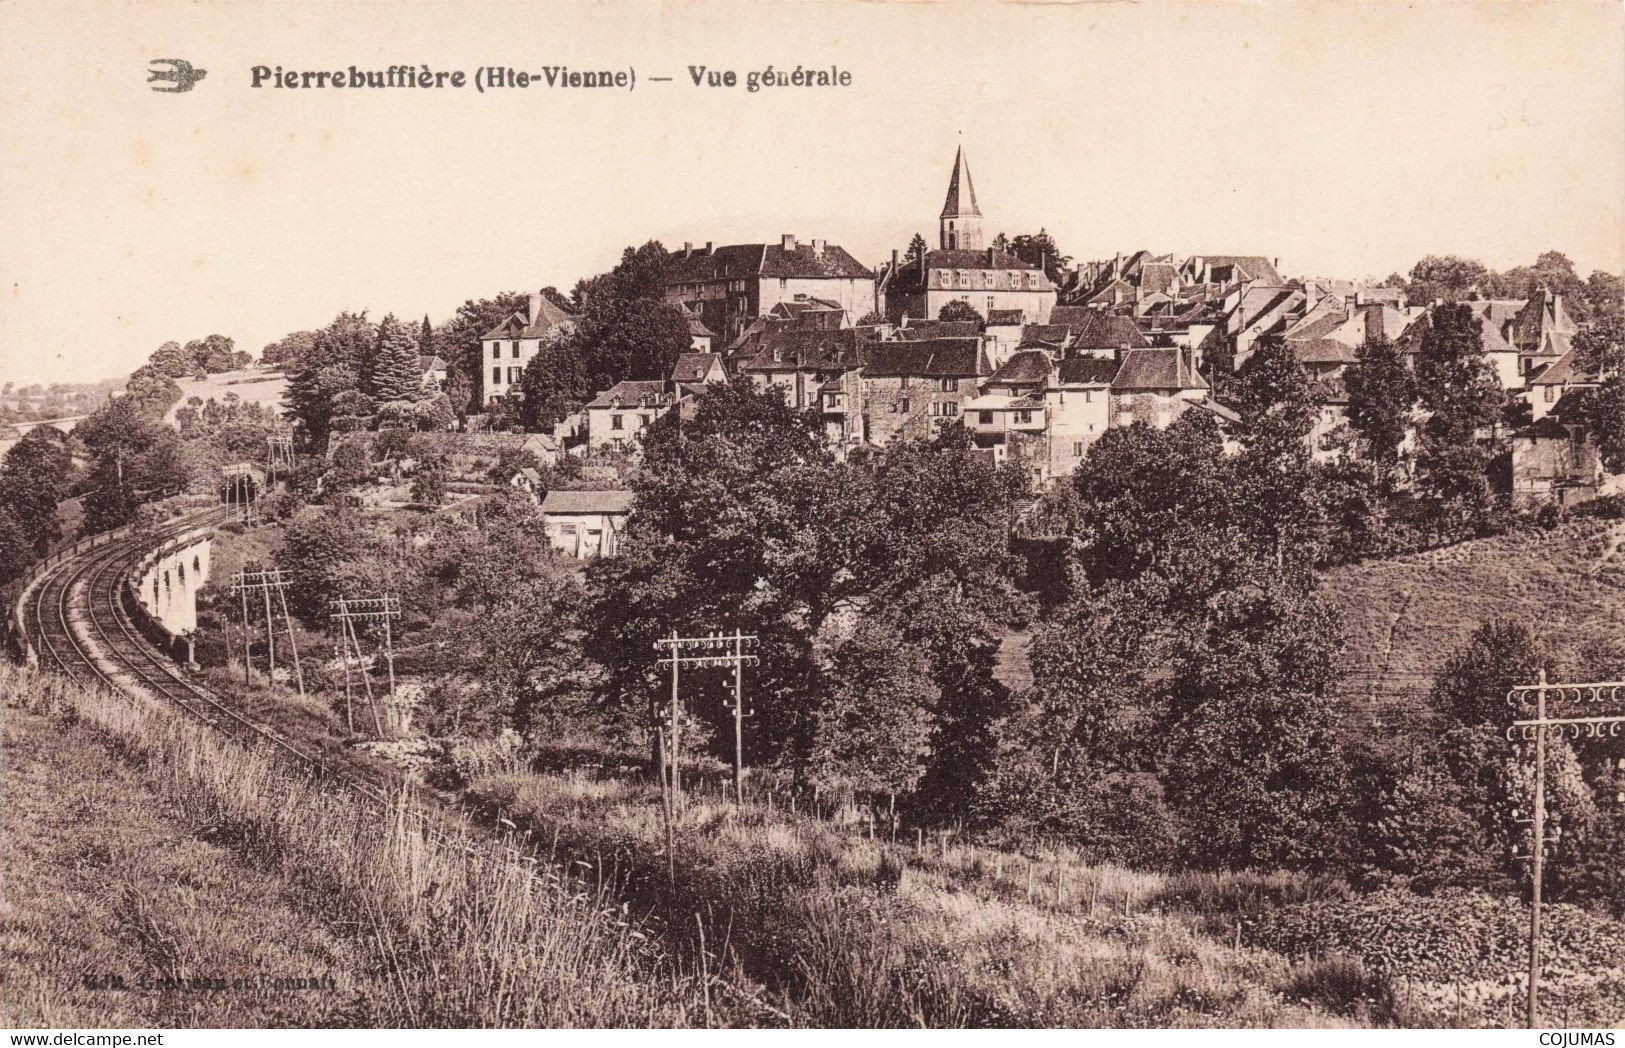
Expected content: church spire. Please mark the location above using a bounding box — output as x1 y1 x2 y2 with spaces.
939 147 983 251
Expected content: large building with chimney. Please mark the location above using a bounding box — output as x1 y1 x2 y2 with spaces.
877 148 1057 325
479 292 578 405
662 235 876 342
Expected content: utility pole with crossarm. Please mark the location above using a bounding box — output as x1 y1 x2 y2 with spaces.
1505 671 1625 1029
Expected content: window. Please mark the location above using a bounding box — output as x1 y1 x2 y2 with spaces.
492 366 501 385
611 414 624 430
978 411 993 425
1545 386 1556 403
900 398 911 414
1073 441 1085 457
987 296 996 313
932 401 960 418
512 342 521 358
560 523 577 536
492 342 501 359
1016 410 1033 424
939 377 956 392
509 367 520 384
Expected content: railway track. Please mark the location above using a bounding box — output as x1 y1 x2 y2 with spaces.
20 506 396 806
12 508 795 1026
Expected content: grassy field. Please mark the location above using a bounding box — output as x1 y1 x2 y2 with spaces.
1321 518 1625 733
161 368 289 428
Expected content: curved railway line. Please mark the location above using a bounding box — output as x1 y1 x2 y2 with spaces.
19 507 395 804
11 508 795 1026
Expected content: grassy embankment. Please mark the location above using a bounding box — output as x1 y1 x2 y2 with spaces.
0 663 718 1027
1323 518 1625 735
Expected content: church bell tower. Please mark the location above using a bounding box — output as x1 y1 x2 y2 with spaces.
939 146 983 251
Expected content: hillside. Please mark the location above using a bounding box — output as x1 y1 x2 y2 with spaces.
162 367 288 427
1321 518 1625 734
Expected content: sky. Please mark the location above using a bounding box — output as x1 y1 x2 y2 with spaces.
1 0 1622 386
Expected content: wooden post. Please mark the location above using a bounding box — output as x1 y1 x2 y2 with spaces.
261 576 276 682
345 612 382 737
669 629 681 802
1527 669 1547 1030
381 604 398 732
732 627 744 806
239 582 252 683
276 580 304 697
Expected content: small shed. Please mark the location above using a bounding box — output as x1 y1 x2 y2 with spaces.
539 489 634 559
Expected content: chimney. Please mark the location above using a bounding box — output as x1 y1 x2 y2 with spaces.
891 249 899 274
704 241 712 253
811 238 826 258
1273 257 1280 270
1114 252 1122 278
528 291 543 326
683 241 692 256
781 234 798 252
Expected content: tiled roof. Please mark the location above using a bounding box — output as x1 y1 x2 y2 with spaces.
986 309 1026 327
418 355 446 372
742 329 864 373
899 320 983 340
986 350 1054 386
540 489 635 516
1071 314 1150 350
1291 339 1359 366
1021 323 1073 346
670 353 722 383
479 296 576 341
1191 255 1283 285
1111 348 1207 392
665 241 872 283
1138 262 1179 294
863 337 987 378
1528 348 1597 387
586 380 673 410
1048 305 1097 328
1056 357 1121 384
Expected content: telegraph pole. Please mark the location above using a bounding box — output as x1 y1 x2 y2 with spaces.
1506 672 1625 1029
230 567 304 696
330 594 401 738
654 628 758 805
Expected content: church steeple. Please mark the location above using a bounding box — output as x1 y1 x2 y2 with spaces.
939 146 983 251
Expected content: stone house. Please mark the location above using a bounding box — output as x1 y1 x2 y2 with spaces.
663 236 876 342
479 292 577 405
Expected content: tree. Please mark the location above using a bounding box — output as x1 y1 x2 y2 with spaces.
937 300 984 325
1344 335 1418 479
1229 340 1320 567
808 623 937 797
0 428 71 555
855 310 886 326
76 398 187 532
410 450 448 506
1009 229 1071 281
990 232 1010 253
369 314 423 405
284 311 374 448
903 233 929 264
517 331 589 432
1563 318 1625 471
1582 270 1623 327
1406 255 1491 304
1413 303 1506 537
567 242 689 391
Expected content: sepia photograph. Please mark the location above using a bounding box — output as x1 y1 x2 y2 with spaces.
1 0 1623 1035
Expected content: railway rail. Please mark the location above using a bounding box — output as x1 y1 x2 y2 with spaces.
10 507 794 1026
